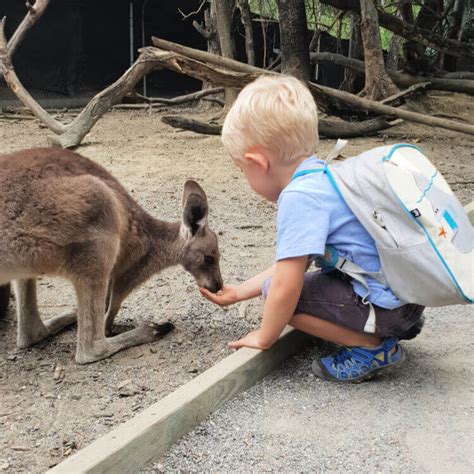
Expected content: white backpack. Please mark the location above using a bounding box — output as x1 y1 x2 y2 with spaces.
304 142 473 332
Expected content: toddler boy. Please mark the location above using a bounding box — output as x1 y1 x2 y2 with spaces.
200 75 424 382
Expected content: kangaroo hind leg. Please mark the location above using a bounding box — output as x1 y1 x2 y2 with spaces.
14 279 76 349
75 276 174 365
14 279 47 349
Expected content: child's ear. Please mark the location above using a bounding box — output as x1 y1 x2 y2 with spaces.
244 150 269 172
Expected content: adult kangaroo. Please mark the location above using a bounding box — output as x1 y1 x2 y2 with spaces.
0 148 223 364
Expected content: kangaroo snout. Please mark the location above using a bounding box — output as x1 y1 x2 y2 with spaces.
205 278 223 294
193 271 223 294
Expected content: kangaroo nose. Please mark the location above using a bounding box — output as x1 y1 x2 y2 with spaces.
208 280 222 294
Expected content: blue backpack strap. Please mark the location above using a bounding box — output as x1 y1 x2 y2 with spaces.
291 168 325 180
291 165 380 334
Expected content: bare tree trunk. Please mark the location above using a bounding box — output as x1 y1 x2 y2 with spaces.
360 0 399 100
386 5 405 72
402 0 442 74
214 0 238 106
193 3 221 90
236 0 255 66
342 14 363 93
399 0 418 72
386 34 403 71
276 0 310 80
444 0 468 71
193 4 221 56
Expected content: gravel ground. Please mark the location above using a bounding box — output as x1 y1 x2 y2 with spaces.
0 92 473 472
0 108 275 472
146 305 474 473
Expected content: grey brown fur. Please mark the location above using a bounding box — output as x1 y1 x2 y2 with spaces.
0 148 222 364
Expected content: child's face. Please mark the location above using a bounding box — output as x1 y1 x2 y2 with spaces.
234 149 284 202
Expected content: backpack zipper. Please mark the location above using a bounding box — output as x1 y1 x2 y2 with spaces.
372 210 399 248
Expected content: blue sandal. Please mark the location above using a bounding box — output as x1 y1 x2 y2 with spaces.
312 337 405 383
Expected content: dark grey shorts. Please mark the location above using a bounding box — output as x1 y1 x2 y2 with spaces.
262 270 425 338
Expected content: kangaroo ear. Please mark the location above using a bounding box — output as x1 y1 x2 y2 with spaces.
182 180 208 236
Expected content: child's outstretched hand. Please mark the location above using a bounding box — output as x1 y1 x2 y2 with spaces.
228 330 270 351
199 284 240 306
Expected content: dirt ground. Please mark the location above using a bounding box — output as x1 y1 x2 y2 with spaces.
0 92 473 472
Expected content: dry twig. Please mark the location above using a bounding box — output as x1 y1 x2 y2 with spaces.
178 1 207 21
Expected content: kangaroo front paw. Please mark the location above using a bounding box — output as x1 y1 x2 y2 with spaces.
152 320 175 337
126 321 175 345
140 320 175 342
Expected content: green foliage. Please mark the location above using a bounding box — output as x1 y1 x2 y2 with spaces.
248 0 403 50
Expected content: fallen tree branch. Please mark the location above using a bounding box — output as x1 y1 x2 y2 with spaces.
0 113 37 120
318 117 403 138
113 103 156 110
6 0 50 58
202 97 225 106
430 113 469 123
2 21 222 147
133 87 224 104
437 71 474 80
380 82 431 106
318 0 474 59
310 52 474 94
1 37 220 147
48 51 159 147
162 115 222 134
1 3 226 148
162 115 402 138
0 18 66 134
1 20 159 147
151 37 350 113
151 38 474 136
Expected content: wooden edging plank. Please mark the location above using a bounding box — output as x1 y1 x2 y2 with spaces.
48 327 311 474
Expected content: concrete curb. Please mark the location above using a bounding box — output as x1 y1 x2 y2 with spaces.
48 327 311 474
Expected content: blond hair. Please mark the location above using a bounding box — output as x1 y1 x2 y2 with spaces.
222 75 318 162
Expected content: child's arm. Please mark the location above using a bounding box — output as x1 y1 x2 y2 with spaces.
229 255 307 350
200 264 276 306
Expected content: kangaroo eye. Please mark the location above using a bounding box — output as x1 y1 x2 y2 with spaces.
204 255 215 265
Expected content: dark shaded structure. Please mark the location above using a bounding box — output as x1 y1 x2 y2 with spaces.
0 0 206 101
